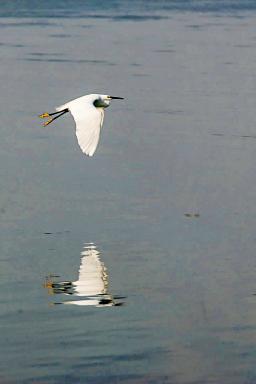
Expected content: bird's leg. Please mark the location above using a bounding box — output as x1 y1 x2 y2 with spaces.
39 109 69 126
39 109 68 118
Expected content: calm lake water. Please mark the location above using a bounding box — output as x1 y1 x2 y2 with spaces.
1 1 256 383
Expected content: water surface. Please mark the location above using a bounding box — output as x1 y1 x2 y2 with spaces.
1 1 256 383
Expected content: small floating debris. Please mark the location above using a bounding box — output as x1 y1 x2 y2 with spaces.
43 230 70 235
184 213 200 218
240 135 256 139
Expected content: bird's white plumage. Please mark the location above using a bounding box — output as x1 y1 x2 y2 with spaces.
40 93 123 156
56 94 105 157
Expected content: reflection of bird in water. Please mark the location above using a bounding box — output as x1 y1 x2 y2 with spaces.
45 243 124 307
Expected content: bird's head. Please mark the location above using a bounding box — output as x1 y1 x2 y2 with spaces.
93 94 124 108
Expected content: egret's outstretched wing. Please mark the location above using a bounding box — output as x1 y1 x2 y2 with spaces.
56 99 104 157
74 107 104 157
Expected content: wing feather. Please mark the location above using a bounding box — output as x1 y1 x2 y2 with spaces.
57 99 104 156
74 106 104 156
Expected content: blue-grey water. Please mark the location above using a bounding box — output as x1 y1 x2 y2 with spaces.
1 1 256 383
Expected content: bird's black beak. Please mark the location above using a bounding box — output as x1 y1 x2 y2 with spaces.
110 96 124 100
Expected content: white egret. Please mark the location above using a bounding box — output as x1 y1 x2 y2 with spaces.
39 93 124 156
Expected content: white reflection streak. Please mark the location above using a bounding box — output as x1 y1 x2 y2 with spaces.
73 243 108 296
45 243 123 307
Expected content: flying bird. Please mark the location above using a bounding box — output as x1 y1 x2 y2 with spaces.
39 93 124 156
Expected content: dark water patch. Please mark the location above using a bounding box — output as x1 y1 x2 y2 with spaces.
30 361 61 368
186 24 205 29
79 24 93 28
57 338 109 349
231 324 256 332
43 231 70 235
145 109 184 115
212 133 256 140
71 352 157 371
113 351 154 362
29 52 63 60
23 373 83 384
203 22 227 27
240 135 256 139
10 43 24 47
76 14 168 21
59 14 170 21
22 58 115 65
132 74 150 77
83 373 172 384
49 33 72 38
72 360 107 369
112 15 169 21
23 373 172 384
184 213 200 218
234 44 253 48
213 324 256 333
46 274 60 278
0 42 25 47
77 348 168 364
29 52 64 56
147 0 256 13
154 49 176 53
2 1 256 18
0 21 58 27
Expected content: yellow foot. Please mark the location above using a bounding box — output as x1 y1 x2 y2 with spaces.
43 118 53 126
39 112 50 118
44 281 54 289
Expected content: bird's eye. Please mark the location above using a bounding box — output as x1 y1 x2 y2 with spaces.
93 99 102 107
